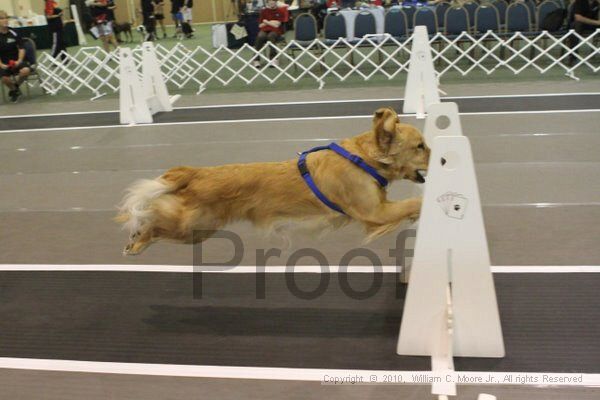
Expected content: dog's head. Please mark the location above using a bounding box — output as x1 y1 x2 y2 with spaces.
370 107 430 183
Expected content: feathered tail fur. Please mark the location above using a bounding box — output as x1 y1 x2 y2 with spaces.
115 179 171 236
115 167 196 237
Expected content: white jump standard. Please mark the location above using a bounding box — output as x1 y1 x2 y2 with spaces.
402 26 442 119
119 42 180 125
397 103 504 400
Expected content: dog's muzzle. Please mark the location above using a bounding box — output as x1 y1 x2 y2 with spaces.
415 169 427 183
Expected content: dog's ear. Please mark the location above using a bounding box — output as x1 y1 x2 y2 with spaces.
372 107 398 153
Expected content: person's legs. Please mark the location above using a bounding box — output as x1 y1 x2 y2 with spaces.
51 29 60 58
184 7 192 25
144 14 157 40
57 28 68 60
15 66 30 86
2 74 19 102
96 23 112 52
253 30 268 66
568 23 594 66
157 16 167 38
266 31 279 59
1 74 15 91
51 28 68 60
100 35 111 52
171 13 180 37
102 21 118 50
3 66 29 102
108 33 119 50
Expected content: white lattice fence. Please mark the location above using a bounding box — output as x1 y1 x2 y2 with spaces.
36 29 599 99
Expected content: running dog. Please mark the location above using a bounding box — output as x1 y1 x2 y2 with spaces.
116 107 430 255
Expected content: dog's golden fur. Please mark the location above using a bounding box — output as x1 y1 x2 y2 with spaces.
116 107 430 255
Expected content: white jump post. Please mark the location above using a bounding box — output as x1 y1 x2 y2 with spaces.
399 104 463 284
397 102 504 400
119 47 153 124
119 42 180 125
142 42 180 115
403 26 440 119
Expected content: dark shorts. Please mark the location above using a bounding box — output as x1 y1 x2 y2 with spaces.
155 13 165 20
0 61 31 78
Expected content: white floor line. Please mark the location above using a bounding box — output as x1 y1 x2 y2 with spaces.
0 115 370 135
1 92 599 119
172 92 600 110
0 358 598 387
459 109 600 116
0 109 116 119
1 109 600 135
0 265 599 273
443 92 600 100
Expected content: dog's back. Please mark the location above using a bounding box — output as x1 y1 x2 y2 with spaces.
114 22 131 33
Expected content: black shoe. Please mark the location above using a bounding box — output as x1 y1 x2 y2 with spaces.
9 89 20 103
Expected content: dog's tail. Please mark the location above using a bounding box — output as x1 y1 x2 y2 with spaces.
115 167 195 235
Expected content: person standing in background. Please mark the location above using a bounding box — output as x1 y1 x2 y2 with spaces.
178 0 193 38
106 0 116 23
153 0 167 39
170 0 183 37
44 0 67 61
141 0 157 40
182 0 193 26
86 0 119 51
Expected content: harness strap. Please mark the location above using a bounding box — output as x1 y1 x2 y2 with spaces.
297 143 388 214
328 142 388 188
298 147 345 214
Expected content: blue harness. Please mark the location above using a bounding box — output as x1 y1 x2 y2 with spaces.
297 142 388 215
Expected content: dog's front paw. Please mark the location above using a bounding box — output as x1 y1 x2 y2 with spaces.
406 197 422 222
408 210 420 223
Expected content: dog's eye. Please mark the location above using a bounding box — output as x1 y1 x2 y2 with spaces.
417 143 425 150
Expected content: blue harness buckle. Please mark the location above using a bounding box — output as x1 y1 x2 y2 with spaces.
297 159 309 176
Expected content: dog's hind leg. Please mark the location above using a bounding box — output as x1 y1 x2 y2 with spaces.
123 228 154 255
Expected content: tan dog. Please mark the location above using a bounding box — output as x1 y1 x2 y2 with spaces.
116 107 430 255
